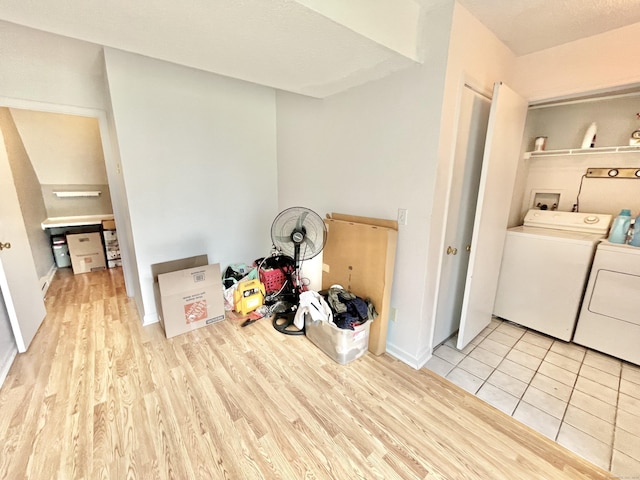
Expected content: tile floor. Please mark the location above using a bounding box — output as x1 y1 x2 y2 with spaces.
425 317 640 478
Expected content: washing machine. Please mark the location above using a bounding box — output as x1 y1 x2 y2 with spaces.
493 209 612 341
573 241 640 365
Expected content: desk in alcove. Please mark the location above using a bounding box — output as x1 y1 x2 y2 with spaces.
41 214 114 273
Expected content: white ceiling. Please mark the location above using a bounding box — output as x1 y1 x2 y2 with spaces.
457 0 640 55
0 0 639 98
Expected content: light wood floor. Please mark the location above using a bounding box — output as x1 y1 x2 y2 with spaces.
0 268 615 479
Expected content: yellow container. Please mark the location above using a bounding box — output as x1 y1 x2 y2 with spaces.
233 279 265 315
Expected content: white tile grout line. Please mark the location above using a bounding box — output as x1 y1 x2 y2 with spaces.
432 317 640 472
609 364 624 471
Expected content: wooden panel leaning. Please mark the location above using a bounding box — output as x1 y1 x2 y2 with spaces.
322 212 398 355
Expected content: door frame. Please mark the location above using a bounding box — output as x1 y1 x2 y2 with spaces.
0 95 136 299
428 75 493 350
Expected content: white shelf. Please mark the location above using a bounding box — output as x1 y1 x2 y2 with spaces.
525 145 640 159
41 214 114 230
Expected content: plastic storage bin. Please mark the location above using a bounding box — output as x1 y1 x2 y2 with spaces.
305 317 370 365
52 243 71 268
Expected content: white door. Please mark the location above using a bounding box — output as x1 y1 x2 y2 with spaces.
432 85 491 346
456 82 528 349
0 128 47 352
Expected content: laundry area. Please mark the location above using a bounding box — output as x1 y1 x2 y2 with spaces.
151 209 398 365
427 89 640 471
494 92 640 363
432 88 640 364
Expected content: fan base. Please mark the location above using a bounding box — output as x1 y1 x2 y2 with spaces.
272 311 305 336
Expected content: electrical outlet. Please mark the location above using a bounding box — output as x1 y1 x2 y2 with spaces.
390 307 398 322
398 208 408 226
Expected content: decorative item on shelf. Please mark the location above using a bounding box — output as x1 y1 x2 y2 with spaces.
534 136 547 151
580 122 597 149
630 112 640 146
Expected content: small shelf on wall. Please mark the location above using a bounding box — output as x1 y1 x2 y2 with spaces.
525 145 640 159
53 191 101 198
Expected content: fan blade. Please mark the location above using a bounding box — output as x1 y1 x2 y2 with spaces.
302 237 317 253
274 235 293 244
295 211 309 231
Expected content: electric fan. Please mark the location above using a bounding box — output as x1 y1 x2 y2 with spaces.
270 206 327 335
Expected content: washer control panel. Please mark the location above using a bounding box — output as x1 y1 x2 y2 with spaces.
523 210 612 234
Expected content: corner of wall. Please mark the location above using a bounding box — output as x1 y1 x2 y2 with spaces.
385 341 432 370
143 312 159 327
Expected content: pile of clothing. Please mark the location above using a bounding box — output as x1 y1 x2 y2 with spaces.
322 286 377 330
292 284 377 331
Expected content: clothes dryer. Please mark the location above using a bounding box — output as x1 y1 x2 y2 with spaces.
493 210 611 341
573 241 640 365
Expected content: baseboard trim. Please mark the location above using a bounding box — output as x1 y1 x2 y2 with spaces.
39 264 57 298
143 313 159 326
385 343 432 370
0 346 17 389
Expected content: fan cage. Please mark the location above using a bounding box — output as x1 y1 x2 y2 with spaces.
270 207 326 261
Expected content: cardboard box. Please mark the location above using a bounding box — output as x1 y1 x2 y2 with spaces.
322 213 398 356
102 219 116 230
152 255 225 339
66 232 107 274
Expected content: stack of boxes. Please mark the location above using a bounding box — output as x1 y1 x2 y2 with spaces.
101 219 121 268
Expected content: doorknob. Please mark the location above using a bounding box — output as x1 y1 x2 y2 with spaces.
466 245 471 252
0 242 10 251
446 246 458 255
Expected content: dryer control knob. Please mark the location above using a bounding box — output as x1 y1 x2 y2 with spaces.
584 216 599 224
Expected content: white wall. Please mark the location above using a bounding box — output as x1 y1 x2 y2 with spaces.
525 95 640 151
9 109 113 218
0 109 52 280
277 1 456 367
295 0 420 60
0 21 106 110
103 48 279 324
9 110 107 185
513 22 640 103
523 153 640 219
277 2 518 367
